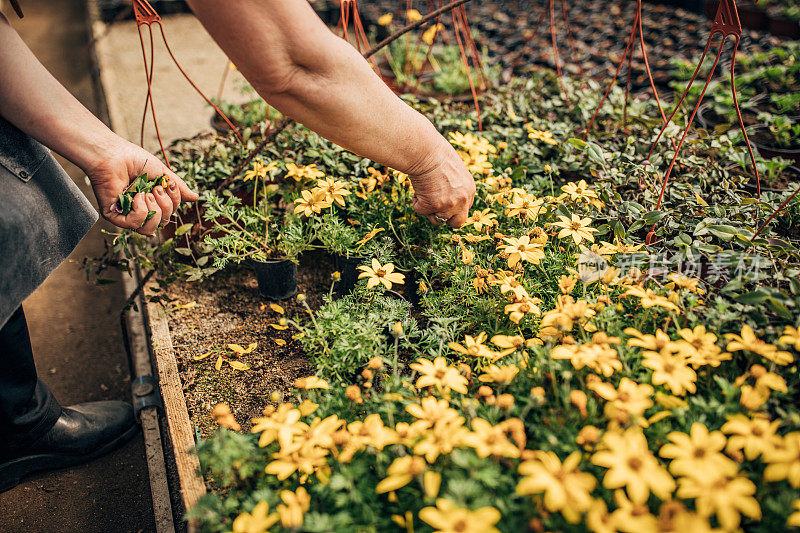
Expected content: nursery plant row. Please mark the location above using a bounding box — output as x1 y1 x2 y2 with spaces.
92 43 800 532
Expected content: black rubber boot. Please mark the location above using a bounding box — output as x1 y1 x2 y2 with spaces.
0 400 138 492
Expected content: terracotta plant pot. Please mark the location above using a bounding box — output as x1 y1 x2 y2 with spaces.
251 258 297 301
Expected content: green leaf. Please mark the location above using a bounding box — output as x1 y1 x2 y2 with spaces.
735 289 771 305
707 224 739 241
176 223 194 236
643 210 668 225
567 138 587 150
585 142 605 165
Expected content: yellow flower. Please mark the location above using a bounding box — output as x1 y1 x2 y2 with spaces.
298 399 318 417
676 325 730 368
598 238 643 256
448 132 496 155
789 499 800 528
463 418 520 458
478 364 519 384
655 500 717 533
624 327 671 351
406 397 461 428
232 501 279 533
588 377 653 424
779 325 800 351
410 357 468 394
676 473 761 531
642 350 697 396
624 286 680 312
406 8 423 21
377 13 393 25
558 274 577 294
762 432 800 488
500 235 545 268
212 403 241 431
458 150 494 175
553 214 596 245
242 160 276 182
607 490 658 532
465 208 497 232
357 259 405 290
591 427 675 503
725 325 794 365
559 180 599 204
285 162 324 182
527 128 558 145
293 376 329 390
424 470 442 498
516 451 596 523
250 403 304 448
448 332 497 359
338 414 399 461
585 498 621 533
721 414 781 460
293 189 332 217
313 178 350 207
419 499 501 533
490 334 525 350
659 422 738 479
276 487 310 529
551 340 622 377
655 392 687 410
505 192 544 220
666 272 705 294
414 417 469 463
504 297 541 324
376 455 426 494
491 270 529 300
266 445 329 480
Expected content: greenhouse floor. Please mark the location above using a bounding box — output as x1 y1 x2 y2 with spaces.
0 1 155 531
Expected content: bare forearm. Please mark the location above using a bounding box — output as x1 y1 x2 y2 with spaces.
0 14 120 172
187 0 453 175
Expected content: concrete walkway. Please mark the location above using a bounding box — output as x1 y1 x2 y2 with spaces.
0 1 155 531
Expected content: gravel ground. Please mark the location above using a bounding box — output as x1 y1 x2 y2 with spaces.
163 251 335 437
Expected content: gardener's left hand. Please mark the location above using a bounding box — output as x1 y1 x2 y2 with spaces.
86 141 199 235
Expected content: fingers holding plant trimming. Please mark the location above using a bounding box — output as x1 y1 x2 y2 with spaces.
152 185 174 225
104 192 149 231
138 193 163 235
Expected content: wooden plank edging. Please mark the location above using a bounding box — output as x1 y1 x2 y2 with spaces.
146 301 207 523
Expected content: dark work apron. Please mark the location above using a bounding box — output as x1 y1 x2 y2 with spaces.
0 116 98 327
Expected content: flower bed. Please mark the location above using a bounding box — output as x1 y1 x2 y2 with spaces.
97 66 800 532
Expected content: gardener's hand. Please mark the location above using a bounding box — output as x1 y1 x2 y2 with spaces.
86 141 199 235
408 142 476 228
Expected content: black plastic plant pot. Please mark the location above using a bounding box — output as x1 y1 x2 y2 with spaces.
749 126 800 167
251 259 297 301
334 254 365 297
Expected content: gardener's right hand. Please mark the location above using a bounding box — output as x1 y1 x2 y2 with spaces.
86 141 199 236
408 141 476 228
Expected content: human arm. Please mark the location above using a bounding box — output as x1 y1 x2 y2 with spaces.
186 0 475 226
0 13 197 234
